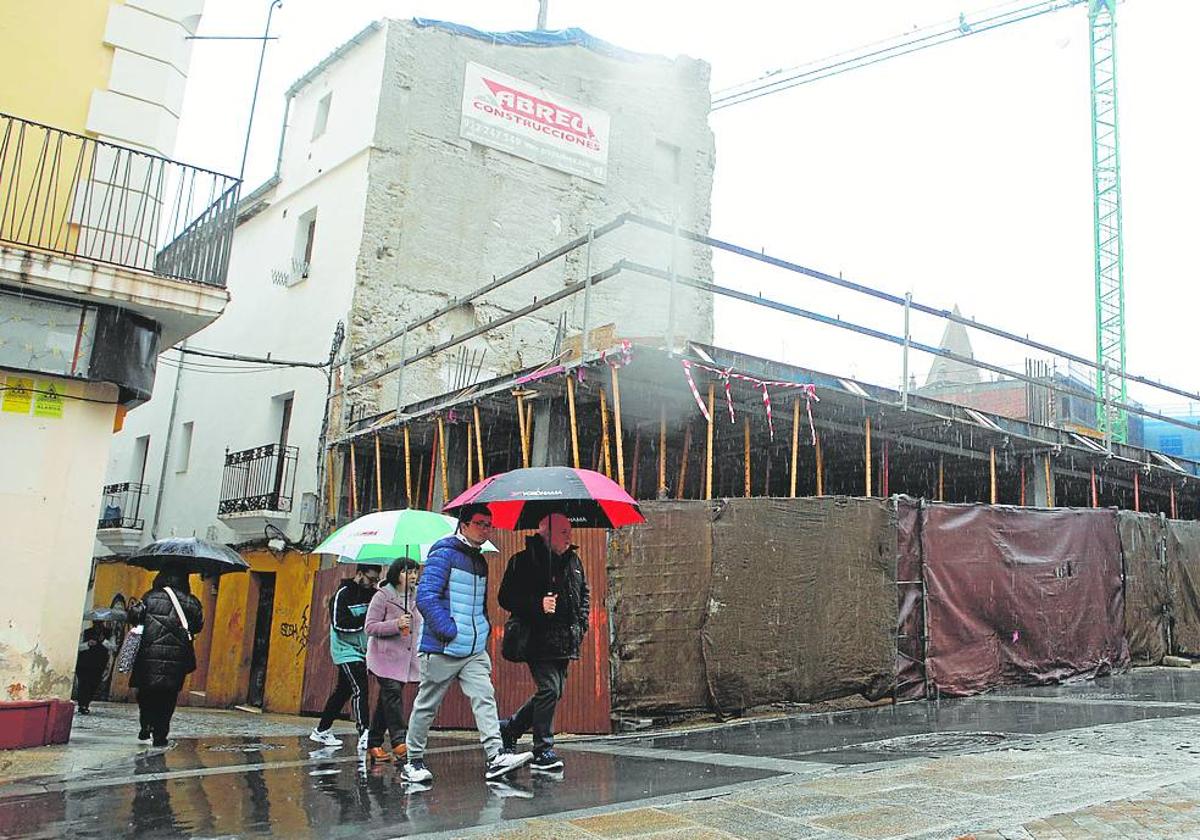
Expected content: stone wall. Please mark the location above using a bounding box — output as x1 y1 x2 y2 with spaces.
348 19 715 415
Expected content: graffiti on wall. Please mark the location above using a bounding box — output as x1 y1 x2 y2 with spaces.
280 604 310 658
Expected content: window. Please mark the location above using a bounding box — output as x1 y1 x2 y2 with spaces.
133 435 150 484
292 207 317 282
312 92 332 140
176 421 194 473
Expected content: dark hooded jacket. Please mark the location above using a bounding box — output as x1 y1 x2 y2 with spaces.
130 572 204 691
498 534 589 660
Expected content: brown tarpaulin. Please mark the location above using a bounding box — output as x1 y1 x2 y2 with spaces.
608 497 897 715
922 504 1129 696
1167 519 1200 656
704 497 897 712
608 501 712 714
895 497 926 700
1118 511 1169 664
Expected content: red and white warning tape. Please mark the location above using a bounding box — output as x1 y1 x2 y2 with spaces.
681 359 819 443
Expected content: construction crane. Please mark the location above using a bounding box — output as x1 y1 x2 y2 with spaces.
713 0 1129 443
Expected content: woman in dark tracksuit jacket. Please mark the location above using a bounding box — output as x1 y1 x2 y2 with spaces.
310 565 379 749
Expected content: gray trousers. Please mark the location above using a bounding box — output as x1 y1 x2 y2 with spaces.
405 651 502 761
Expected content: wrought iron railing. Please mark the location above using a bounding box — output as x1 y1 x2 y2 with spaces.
98 482 149 530
219 444 298 515
0 112 240 287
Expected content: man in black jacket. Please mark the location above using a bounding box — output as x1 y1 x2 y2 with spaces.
498 513 590 772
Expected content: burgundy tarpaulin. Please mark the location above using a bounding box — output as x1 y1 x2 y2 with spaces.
922 504 1129 696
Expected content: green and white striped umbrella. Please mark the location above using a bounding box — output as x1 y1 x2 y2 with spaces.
313 509 495 565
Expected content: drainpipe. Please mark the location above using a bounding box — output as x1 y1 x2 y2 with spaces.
150 340 187 540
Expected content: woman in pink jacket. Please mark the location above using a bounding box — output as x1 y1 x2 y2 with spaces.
364 557 422 764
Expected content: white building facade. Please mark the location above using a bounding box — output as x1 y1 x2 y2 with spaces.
102 18 715 549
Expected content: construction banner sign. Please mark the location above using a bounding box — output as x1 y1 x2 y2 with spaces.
460 62 610 183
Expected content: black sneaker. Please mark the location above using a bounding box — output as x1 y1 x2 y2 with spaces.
401 758 433 783
498 718 516 751
137 728 152 744
530 749 564 772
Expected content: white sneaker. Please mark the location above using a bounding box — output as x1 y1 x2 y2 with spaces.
402 759 434 782
485 748 533 780
309 727 343 747
357 730 369 752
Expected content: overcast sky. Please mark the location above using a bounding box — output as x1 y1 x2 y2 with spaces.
175 0 1199 412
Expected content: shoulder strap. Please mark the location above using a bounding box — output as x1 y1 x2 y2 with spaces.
163 587 194 641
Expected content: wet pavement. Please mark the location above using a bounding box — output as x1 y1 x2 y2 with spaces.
0 741 777 838
2 668 1199 838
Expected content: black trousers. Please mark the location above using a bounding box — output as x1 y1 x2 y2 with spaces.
367 675 408 749
508 658 568 753
75 665 105 709
318 660 369 733
137 687 179 744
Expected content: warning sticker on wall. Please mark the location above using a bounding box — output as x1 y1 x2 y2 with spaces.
2 376 33 414
460 62 610 183
34 380 64 419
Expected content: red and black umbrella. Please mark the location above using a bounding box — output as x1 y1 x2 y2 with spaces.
443 466 645 530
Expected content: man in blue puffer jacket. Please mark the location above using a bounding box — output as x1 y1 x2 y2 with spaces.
402 504 532 784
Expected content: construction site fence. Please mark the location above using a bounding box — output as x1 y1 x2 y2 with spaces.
609 497 1200 716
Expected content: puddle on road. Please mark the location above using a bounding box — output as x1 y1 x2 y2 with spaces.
0 747 777 839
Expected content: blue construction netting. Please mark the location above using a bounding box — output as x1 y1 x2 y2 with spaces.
411 18 650 62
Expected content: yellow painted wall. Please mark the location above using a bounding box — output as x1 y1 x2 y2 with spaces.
0 1 118 133
196 549 320 715
91 550 319 714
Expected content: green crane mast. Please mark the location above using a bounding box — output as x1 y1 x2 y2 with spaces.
1089 0 1127 443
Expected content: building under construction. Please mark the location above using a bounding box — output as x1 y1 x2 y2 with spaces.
325 213 1200 524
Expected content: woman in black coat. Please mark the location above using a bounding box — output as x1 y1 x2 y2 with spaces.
129 568 203 746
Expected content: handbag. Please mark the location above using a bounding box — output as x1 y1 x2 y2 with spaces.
501 615 531 663
115 626 142 673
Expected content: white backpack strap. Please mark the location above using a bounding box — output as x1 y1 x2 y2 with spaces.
163 586 193 641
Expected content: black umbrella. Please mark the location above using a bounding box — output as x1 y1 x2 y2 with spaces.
127 537 249 577
83 607 127 622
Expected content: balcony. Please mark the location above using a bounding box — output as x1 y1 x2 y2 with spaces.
96 482 149 555
218 444 298 542
0 113 237 347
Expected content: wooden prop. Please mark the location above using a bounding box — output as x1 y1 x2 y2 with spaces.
743 414 751 498
566 376 580 469
658 406 667 498
374 434 383 511
473 403 485 479
437 415 449 504
349 441 359 518
611 366 626 489
789 397 800 498
600 387 612 478
815 431 824 496
677 423 692 500
704 383 715 501
864 417 872 497
403 425 412 505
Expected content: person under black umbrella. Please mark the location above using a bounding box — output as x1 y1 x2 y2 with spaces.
128 566 203 746
497 513 589 773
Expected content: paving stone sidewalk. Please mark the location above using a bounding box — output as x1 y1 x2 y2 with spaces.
475 715 1200 840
